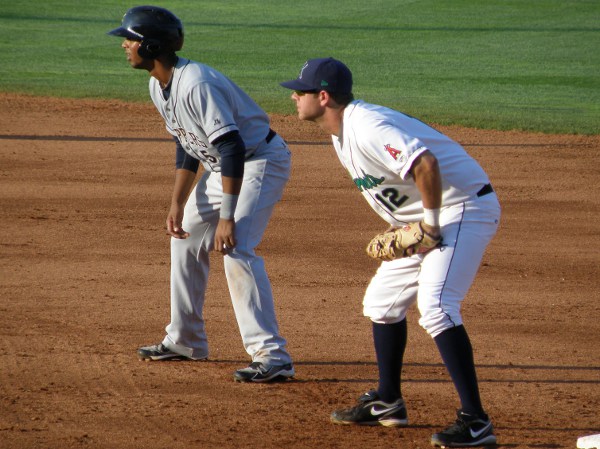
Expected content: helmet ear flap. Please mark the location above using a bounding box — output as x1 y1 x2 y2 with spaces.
139 38 162 59
173 35 184 52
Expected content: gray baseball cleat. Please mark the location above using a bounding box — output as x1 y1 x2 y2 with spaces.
233 362 295 383
137 343 189 361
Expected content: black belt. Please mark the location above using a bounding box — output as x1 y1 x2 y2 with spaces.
246 129 277 160
266 128 277 143
476 183 494 197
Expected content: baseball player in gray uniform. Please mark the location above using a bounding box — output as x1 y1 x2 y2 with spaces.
281 58 500 446
108 6 294 383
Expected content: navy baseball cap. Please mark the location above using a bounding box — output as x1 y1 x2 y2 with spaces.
280 57 353 94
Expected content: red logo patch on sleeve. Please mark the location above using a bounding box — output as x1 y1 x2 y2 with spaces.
384 144 403 161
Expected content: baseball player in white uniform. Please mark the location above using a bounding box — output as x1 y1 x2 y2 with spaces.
281 58 500 446
108 6 294 383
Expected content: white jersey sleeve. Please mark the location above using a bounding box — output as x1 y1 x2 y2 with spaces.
348 111 428 180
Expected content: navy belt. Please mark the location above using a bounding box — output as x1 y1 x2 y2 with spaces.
266 128 276 143
476 183 494 197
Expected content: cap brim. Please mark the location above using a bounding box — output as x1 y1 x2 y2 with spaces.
280 79 316 91
107 27 143 40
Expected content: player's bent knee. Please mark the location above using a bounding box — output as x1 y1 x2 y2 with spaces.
418 312 463 338
363 307 408 325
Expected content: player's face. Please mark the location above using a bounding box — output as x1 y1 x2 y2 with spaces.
121 39 149 70
291 91 323 122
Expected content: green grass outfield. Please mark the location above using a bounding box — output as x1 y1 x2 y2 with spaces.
0 0 598 134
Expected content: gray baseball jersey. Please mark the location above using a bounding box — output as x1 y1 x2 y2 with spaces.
149 57 271 172
148 57 292 365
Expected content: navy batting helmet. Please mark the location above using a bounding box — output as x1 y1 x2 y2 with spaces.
107 6 184 59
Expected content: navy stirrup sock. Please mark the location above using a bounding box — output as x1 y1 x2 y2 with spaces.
372 319 407 403
434 325 484 416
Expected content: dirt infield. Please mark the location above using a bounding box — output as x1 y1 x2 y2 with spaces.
1 92 599 449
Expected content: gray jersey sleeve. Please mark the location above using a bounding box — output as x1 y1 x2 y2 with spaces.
189 82 238 143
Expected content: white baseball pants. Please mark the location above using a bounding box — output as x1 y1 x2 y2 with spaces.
363 193 501 338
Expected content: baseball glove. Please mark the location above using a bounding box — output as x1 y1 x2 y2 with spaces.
366 221 442 261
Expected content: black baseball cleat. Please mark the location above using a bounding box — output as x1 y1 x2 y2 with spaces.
431 409 497 447
233 362 295 383
330 390 408 427
137 343 188 361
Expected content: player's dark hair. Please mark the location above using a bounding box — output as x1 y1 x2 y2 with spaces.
329 91 354 106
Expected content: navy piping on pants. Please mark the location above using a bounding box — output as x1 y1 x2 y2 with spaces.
436 202 467 327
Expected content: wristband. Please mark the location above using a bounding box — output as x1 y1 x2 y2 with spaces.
423 208 440 227
220 193 239 220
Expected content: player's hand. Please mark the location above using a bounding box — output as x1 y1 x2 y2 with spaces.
214 218 235 254
166 204 189 239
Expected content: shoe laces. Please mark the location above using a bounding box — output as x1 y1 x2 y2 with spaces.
247 361 267 372
358 389 379 403
446 411 487 435
445 417 470 434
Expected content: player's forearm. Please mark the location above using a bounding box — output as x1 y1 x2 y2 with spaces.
171 168 197 206
219 175 243 220
411 151 442 210
221 175 243 195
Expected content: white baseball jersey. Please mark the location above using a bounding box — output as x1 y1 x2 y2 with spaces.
332 100 491 224
149 57 271 172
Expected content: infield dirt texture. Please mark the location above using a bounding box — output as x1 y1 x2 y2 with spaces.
0 93 599 448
